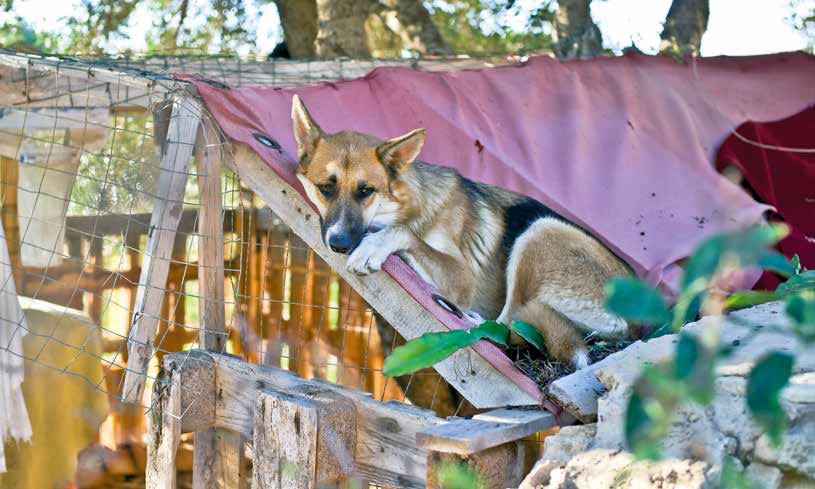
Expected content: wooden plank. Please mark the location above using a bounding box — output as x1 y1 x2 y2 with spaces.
416 409 561 455
253 386 356 489
146 365 182 489
227 143 537 409
0 156 23 288
195 117 226 351
194 429 244 489
253 390 319 489
426 442 526 489
167 350 441 489
122 95 201 403
0 108 109 129
193 116 240 489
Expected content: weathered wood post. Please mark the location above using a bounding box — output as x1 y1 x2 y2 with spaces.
252 385 357 489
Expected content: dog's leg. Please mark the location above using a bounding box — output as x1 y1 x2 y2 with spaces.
347 225 476 308
499 217 631 368
502 301 589 369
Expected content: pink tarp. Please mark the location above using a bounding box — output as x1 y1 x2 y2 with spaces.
184 52 815 403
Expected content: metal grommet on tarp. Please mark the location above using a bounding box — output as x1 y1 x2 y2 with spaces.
253 132 282 152
431 293 464 319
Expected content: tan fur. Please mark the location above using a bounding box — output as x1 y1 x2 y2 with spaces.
290 95 634 368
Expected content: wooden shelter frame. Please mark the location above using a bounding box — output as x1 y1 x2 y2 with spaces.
0 51 596 489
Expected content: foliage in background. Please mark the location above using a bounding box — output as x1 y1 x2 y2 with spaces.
0 16 59 53
789 0 815 53
68 114 159 216
604 224 815 461
427 0 555 54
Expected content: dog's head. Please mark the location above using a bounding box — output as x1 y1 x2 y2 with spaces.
291 95 425 254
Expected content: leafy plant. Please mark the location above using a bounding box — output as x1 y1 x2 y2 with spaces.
383 320 542 377
604 224 814 461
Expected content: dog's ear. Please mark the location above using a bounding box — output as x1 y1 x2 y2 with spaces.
291 95 322 163
376 128 426 175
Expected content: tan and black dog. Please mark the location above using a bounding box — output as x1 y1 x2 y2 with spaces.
291 95 633 368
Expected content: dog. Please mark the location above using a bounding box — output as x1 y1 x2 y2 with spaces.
290 95 633 368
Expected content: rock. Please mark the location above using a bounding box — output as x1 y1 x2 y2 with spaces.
517 459 563 489
745 462 783 489
536 449 711 489
754 408 815 479
518 425 597 489
551 301 815 423
541 424 596 462
524 302 815 488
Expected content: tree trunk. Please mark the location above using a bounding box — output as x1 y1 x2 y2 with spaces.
377 0 452 55
314 0 375 58
659 0 710 58
553 0 603 60
273 0 319 58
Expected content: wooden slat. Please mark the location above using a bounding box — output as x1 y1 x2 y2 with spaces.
227 143 537 409
0 108 109 129
193 428 244 489
122 95 202 403
426 442 526 489
253 386 356 489
167 350 441 489
416 409 561 455
195 117 226 351
193 115 241 489
146 365 182 489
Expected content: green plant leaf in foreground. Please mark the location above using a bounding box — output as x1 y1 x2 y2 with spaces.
758 250 796 277
723 290 781 310
681 223 789 290
510 320 547 353
776 270 815 295
383 320 511 376
605 277 670 324
746 352 794 447
383 330 475 377
470 320 510 346
786 292 815 343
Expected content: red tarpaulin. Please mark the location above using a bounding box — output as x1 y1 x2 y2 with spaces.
184 52 815 402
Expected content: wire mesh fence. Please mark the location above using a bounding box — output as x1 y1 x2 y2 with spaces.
0 49 531 476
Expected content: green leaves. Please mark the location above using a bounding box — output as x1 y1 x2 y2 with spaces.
723 290 781 310
786 292 815 343
510 321 547 353
382 320 510 376
746 352 794 447
776 270 815 295
383 330 475 377
605 277 671 325
615 224 807 462
470 320 510 345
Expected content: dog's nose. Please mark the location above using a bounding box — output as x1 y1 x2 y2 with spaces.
328 233 355 254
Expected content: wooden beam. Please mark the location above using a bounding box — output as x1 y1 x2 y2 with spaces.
426 442 526 489
193 429 244 489
166 350 441 489
227 143 537 409
193 107 241 489
146 363 182 489
122 95 202 403
0 108 109 130
253 386 357 489
416 408 563 456
195 118 226 351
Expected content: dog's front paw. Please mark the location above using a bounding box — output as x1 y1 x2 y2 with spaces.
346 227 412 276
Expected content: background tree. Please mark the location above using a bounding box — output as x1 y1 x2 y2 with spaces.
552 0 603 59
659 0 710 58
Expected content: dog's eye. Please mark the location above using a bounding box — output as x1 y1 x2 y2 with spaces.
356 186 375 199
317 183 335 197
